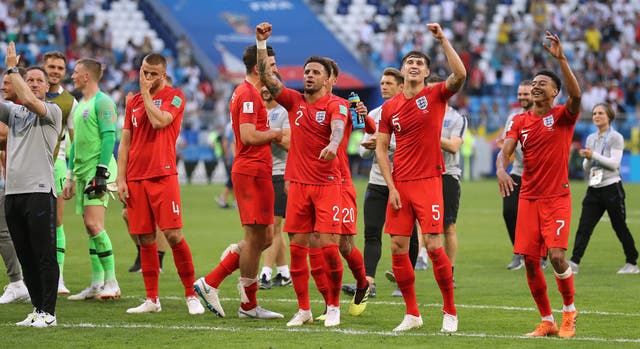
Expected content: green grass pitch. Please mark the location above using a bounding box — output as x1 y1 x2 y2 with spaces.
1 179 638 348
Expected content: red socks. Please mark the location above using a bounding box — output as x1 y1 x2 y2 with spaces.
239 280 258 311
524 255 552 317
321 244 343 307
290 243 310 310
309 247 329 304
345 247 367 289
392 253 419 316
171 238 197 297
428 247 456 316
140 243 160 300
555 272 575 307
205 247 240 288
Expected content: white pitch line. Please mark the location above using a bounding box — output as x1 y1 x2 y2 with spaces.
5 322 626 343
120 295 640 317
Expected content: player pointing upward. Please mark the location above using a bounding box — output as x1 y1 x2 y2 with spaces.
376 23 466 332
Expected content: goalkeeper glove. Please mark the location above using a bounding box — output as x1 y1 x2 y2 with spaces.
84 165 110 199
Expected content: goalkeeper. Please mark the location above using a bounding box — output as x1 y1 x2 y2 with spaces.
62 58 120 301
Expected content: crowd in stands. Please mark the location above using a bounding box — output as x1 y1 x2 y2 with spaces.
316 0 640 136
0 0 231 134
0 0 235 180
1 0 638 181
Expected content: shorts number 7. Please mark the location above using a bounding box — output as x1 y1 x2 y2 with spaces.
555 220 565 236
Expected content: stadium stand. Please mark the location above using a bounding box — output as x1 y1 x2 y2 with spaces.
0 0 638 182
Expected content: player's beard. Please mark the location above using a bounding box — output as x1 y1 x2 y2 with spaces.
304 85 321 94
520 100 533 110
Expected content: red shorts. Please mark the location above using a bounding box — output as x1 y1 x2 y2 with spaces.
340 181 358 235
232 173 274 225
283 182 341 234
127 175 182 234
385 177 443 236
514 195 571 257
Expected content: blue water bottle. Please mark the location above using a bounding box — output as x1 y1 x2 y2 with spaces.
348 92 365 130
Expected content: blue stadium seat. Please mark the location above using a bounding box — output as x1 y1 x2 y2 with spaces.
337 4 349 15
469 96 482 114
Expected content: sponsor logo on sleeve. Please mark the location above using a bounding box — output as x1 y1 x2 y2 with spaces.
243 102 254 113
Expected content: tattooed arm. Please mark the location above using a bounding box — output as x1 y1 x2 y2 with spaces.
256 22 283 98
319 119 344 161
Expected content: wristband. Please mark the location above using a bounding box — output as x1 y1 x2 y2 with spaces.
66 169 73 181
256 39 267 50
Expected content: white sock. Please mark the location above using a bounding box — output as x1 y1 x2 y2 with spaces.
261 267 272 281
541 314 554 323
419 247 427 258
277 265 290 278
563 303 576 312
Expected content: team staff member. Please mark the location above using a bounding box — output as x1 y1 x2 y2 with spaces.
194 45 283 320
42 50 77 295
0 68 29 305
376 23 466 333
117 54 204 315
1 42 62 327
497 31 581 338
257 22 348 328
568 103 639 275
498 80 533 270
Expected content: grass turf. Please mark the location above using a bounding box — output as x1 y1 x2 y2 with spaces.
1 179 639 348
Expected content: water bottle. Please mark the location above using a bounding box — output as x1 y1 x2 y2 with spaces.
348 92 365 130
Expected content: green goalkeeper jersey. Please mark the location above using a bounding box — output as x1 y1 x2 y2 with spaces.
72 90 118 181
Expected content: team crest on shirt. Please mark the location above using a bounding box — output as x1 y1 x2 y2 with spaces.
416 96 428 110
82 109 89 120
153 99 162 108
543 115 554 128
316 111 326 123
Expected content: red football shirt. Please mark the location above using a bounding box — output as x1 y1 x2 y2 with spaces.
505 105 579 199
229 80 272 178
276 87 348 185
124 85 184 181
332 94 353 183
379 82 454 181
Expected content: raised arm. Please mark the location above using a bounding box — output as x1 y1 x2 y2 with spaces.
426 24 466 93
542 31 581 114
139 70 176 129
5 42 48 117
256 22 283 99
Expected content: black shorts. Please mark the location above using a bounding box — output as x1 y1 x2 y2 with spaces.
272 175 287 217
442 174 460 225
